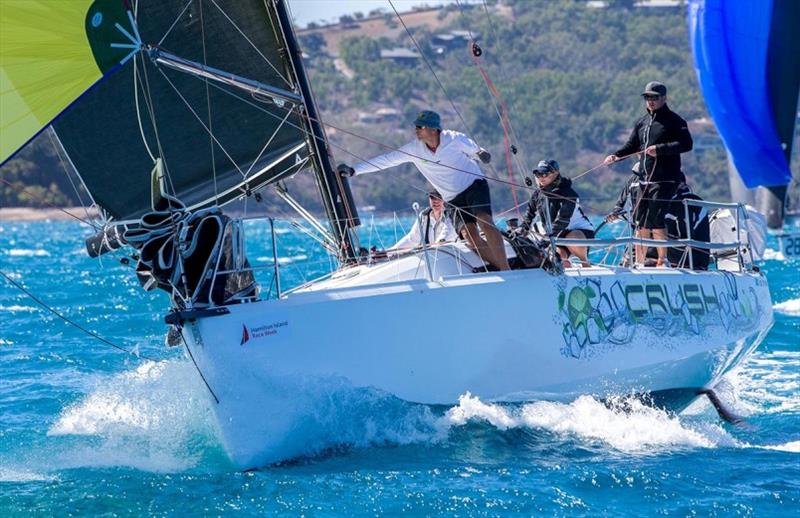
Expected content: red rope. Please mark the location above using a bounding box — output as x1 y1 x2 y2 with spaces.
469 41 521 218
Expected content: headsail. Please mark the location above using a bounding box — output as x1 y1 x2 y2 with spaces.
0 0 131 164
49 0 313 223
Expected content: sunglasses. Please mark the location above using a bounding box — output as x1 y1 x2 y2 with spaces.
643 94 662 101
534 170 554 177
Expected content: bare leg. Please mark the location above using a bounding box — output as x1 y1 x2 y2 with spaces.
635 228 651 264
462 222 490 266
652 228 668 263
557 230 590 267
475 211 509 271
565 230 590 267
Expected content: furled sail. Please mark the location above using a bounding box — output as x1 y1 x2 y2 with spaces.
688 0 800 189
49 0 314 223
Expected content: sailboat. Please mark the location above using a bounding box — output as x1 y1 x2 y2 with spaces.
1 0 774 469
689 0 800 260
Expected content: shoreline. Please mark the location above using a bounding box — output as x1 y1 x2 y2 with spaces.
0 207 98 222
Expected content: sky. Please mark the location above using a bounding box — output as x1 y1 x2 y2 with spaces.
286 0 467 28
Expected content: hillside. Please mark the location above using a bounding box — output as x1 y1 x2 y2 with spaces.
3 0 798 216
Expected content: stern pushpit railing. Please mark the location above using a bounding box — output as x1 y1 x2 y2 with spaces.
549 200 757 272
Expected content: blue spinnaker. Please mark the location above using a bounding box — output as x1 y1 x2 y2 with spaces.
688 0 793 188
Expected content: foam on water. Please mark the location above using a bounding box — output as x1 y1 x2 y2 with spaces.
0 304 36 313
723 350 800 415
759 441 800 453
774 297 800 316
5 248 50 257
441 392 733 453
0 468 59 483
39 364 793 470
46 360 223 472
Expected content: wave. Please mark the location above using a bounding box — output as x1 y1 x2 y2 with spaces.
5 248 50 257
774 297 800 316
0 305 36 313
440 392 733 453
39 358 796 471
0 467 59 483
759 440 800 453
47 360 222 472
719 350 800 415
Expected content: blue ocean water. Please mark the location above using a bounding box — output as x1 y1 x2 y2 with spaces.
1 219 798 515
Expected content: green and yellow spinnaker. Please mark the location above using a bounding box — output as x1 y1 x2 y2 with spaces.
0 0 132 164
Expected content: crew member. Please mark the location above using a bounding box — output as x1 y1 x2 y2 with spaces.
603 81 693 267
520 159 594 267
389 190 457 250
338 110 509 271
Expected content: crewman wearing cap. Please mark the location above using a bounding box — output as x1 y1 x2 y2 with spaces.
520 159 594 267
388 189 457 251
337 110 509 270
603 81 693 267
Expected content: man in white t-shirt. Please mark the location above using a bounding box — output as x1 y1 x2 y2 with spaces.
388 190 457 251
338 110 509 271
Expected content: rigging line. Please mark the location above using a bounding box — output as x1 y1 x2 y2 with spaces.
213 81 616 218
133 58 157 162
207 0 293 88
0 270 157 362
138 52 180 197
201 75 519 191
46 129 93 223
0 177 101 231
244 108 294 178
386 1 488 159
452 0 518 183
454 0 477 40
459 0 528 179
201 75 615 213
470 49 521 217
198 0 220 206
156 67 248 179
178 331 220 404
478 0 527 167
157 0 195 47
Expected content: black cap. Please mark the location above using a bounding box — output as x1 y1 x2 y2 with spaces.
533 159 560 176
642 81 667 97
428 189 442 199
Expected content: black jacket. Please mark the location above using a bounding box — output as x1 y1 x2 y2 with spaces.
522 177 591 236
615 104 693 183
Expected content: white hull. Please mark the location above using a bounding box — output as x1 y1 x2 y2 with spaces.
179 245 773 467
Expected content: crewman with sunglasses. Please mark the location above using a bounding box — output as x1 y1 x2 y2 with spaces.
520 159 594 267
603 81 693 267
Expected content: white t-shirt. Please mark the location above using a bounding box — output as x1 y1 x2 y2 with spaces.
352 130 484 201
388 209 458 251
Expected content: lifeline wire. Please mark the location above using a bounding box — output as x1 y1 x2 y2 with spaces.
0 269 157 362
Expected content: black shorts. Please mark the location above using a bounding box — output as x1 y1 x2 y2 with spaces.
634 182 677 229
448 179 492 227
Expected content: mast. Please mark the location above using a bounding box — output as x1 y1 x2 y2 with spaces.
272 0 361 262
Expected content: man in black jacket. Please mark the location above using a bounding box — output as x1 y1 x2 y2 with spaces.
603 81 693 266
520 160 595 267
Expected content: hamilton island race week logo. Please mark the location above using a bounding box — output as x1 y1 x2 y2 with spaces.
240 320 290 346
